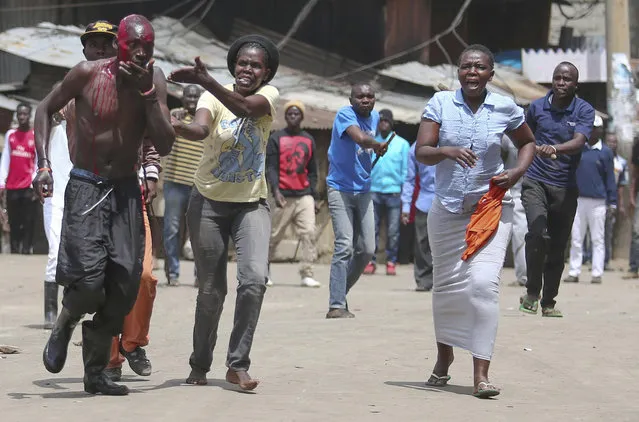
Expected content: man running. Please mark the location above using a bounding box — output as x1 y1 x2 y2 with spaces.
519 62 595 317
34 14 174 396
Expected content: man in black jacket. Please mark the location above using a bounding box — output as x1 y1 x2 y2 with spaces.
266 100 321 287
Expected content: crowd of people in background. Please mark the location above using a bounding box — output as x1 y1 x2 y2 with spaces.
1 14 637 399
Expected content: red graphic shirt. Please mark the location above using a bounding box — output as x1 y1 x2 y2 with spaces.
278 135 313 190
266 129 318 198
0 128 36 190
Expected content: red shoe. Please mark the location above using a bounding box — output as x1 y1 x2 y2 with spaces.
386 262 397 276
363 262 376 275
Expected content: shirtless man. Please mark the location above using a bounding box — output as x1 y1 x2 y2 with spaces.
34 14 174 396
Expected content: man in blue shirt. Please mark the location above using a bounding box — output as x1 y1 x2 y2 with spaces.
401 143 435 291
364 109 410 276
564 115 616 284
326 82 388 318
519 62 595 317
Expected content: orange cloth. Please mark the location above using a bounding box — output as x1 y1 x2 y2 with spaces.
108 204 158 368
461 179 507 261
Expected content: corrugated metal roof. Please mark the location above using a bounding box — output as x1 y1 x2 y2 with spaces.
229 19 376 80
0 17 431 127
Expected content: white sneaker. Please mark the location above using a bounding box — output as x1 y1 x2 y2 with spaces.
301 277 321 288
266 278 274 287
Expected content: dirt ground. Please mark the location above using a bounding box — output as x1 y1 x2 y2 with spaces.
1 254 638 421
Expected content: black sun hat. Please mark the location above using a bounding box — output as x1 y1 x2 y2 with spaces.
227 34 279 83
80 20 118 46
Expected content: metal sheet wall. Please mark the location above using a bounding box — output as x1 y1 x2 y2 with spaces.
0 0 64 83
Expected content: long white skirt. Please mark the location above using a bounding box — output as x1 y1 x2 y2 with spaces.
427 198 513 361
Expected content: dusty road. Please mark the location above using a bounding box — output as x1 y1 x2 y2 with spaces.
0 255 638 421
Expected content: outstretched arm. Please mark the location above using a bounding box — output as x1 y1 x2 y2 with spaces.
169 57 271 118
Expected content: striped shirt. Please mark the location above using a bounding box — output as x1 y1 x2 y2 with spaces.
164 109 204 186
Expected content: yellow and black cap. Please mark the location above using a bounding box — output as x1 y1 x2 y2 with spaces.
80 20 118 46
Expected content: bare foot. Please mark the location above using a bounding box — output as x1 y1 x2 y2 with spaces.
226 369 259 391
185 369 207 385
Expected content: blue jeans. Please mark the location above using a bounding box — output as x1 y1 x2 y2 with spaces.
371 192 401 264
163 181 193 279
327 188 375 309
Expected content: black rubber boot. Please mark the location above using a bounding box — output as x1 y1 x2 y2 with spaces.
82 321 129 396
44 282 58 330
42 307 81 373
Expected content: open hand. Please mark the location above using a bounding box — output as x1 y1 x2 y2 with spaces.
443 147 478 168
32 170 53 203
401 212 410 225
118 59 155 93
168 57 209 85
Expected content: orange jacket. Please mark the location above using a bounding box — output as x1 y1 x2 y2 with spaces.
461 179 507 261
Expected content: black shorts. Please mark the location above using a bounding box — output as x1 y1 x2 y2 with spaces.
57 168 144 319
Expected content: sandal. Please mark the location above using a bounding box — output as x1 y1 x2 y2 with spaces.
425 373 451 386
473 381 500 399
519 294 539 314
541 306 563 318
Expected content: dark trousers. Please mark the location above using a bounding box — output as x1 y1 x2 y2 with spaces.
371 192 401 264
413 209 433 289
58 169 144 330
6 187 37 254
187 189 269 374
521 177 578 308
57 169 144 377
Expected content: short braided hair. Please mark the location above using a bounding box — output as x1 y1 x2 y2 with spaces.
458 44 495 69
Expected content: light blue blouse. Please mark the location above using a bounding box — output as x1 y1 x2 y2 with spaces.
423 89 525 213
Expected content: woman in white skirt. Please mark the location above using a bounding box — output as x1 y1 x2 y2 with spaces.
415 44 535 398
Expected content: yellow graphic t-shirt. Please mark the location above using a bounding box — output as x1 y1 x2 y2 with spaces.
195 84 279 202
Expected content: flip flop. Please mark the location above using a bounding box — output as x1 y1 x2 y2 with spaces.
473 381 500 399
425 373 451 386
519 295 539 314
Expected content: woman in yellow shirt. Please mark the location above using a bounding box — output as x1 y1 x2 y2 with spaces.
170 34 279 391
